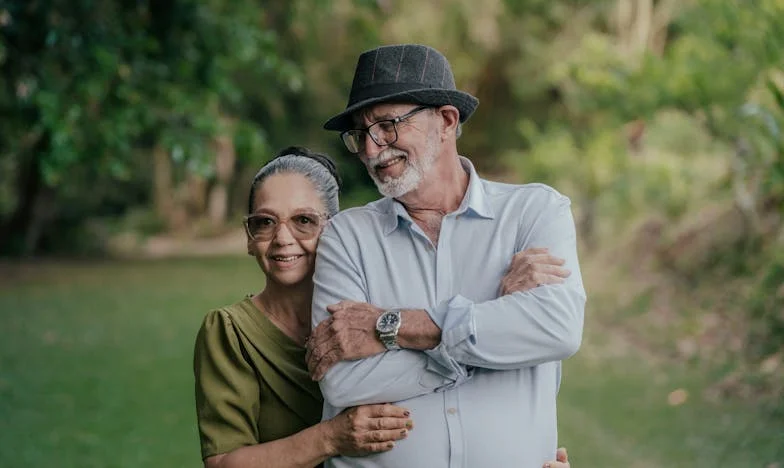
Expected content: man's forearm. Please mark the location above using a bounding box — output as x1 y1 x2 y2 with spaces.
398 309 441 350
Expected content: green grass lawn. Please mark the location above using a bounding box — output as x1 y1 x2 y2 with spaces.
559 344 783 467
0 257 781 467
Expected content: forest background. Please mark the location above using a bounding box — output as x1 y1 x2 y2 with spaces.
1 0 783 466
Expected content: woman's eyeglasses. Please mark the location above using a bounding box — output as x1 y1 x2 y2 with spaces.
243 211 328 241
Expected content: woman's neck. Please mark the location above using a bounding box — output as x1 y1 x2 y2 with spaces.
253 280 313 344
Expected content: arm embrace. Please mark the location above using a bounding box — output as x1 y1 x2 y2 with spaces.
194 310 412 467
423 198 585 370
311 229 468 408
312 195 585 407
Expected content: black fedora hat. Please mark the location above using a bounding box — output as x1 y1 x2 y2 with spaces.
323 44 479 131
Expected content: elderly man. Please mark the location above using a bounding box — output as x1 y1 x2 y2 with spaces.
307 44 585 468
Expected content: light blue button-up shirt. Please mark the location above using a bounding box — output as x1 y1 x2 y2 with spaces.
312 158 586 468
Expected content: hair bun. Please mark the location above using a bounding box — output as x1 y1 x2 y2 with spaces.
273 146 342 190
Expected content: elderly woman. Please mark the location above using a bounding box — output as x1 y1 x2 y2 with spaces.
194 147 411 468
193 146 571 468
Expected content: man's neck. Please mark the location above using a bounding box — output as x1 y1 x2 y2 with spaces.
397 154 469 214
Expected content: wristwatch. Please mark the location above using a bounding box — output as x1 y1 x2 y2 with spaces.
375 309 402 350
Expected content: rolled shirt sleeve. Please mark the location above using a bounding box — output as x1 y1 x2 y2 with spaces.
425 197 586 370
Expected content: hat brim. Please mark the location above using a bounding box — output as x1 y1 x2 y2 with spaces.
323 88 479 132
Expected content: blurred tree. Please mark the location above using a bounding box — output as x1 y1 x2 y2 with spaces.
0 0 291 254
1 0 780 257
503 0 783 244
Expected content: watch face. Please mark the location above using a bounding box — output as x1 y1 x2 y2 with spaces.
378 312 400 333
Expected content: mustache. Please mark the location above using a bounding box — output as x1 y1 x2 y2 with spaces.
370 149 407 170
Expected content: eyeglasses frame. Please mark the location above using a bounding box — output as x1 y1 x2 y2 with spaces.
243 211 330 241
340 105 433 154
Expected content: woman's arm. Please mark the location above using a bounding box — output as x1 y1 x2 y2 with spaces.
204 404 412 468
195 310 412 468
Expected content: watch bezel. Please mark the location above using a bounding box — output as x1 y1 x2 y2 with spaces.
376 309 402 350
376 310 401 333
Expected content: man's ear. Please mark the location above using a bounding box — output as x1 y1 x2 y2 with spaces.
437 105 460 138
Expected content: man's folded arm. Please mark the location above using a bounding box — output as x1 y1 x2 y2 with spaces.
412 198 586 370
312 227 469 409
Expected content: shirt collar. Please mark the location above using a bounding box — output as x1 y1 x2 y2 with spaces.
379 156 495 236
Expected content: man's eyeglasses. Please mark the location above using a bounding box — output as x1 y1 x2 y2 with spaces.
243 211 328 241
340 106 431 154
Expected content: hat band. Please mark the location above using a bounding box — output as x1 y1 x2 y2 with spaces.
349 82 447 107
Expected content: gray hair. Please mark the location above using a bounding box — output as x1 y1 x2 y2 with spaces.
248 146 341 217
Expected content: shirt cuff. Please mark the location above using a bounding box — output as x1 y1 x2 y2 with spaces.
422 295 476 389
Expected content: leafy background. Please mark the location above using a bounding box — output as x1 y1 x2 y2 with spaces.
1 0 782 466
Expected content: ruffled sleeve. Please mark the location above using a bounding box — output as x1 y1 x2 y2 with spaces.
193 308 260 459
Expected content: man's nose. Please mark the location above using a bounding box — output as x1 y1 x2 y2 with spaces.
361 132 384 159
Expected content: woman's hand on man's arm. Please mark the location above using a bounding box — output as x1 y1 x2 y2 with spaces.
322 403 413 457
204 404 412 468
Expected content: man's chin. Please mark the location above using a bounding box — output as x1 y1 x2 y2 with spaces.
371 167 421 198
376 182 416 198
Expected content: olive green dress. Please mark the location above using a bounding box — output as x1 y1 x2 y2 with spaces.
194 296 323 460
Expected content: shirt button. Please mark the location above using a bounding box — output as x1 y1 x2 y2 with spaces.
447 407 457 415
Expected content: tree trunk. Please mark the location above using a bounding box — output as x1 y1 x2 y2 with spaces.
616 0 674 59
152 144 175 227
0 135 47 256
579 195 598 250
207 133 236 228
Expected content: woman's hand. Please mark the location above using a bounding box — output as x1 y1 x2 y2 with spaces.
543 446 570 468
323 404 413 457
500 247 571 295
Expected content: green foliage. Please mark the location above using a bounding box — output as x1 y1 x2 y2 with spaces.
0 0 299 253
748 252 784 359
750 77 784 211
499 0 784 245
5 0 776 255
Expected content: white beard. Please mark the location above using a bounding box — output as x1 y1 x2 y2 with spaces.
367 140 438 198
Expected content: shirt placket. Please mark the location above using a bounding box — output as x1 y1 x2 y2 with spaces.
436 214 465 468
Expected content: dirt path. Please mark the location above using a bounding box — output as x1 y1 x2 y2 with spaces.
111 229 247 259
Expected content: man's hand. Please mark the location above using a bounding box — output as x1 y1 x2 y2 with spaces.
500 247 571 295
543 446 569 468
307 301 386 381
